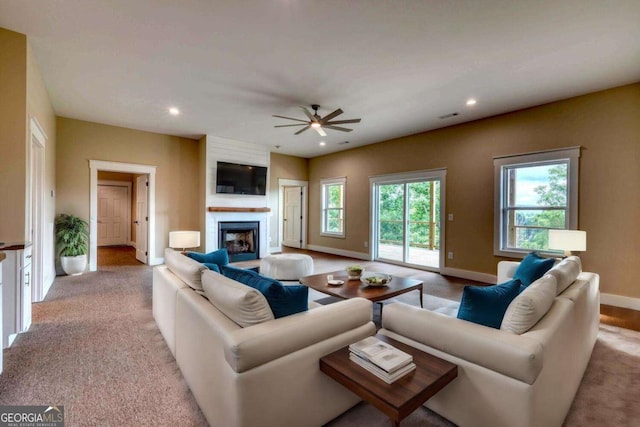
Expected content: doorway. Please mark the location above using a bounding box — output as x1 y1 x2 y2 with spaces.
89 160 157 271
278 179 308 250
370 169 446 271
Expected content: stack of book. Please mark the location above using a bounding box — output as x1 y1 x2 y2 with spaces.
348 336 416 384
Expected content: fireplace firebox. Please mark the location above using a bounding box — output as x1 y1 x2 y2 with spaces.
218 221 260 262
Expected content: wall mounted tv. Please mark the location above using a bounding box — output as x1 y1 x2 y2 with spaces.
216 161 268 195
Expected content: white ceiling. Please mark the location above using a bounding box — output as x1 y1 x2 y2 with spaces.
1 1 639 158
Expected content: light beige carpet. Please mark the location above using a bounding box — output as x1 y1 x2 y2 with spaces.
1 260 638 426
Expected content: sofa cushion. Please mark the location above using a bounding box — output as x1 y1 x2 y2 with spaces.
547 256 581 295
203 262 221 273
456 279 522 329
186 248 230 268
501 274 557 334
221 265 308 318
201 269 274 327
514 252 555 286
164 248 207 294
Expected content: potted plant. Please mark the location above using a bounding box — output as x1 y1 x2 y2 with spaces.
55 213 89 275
346 264 364 280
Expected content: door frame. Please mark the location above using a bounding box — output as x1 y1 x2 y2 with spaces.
97 180 132 246
89 160 157 271
28 117 47 302
369 168 446 272
278 179 308 251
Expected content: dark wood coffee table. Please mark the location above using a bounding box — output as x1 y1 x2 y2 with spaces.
299 270 423 308
320 334 457 426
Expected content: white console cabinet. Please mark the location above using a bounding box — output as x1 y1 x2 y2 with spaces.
2 244 32 348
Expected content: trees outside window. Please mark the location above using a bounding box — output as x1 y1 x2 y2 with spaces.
321 177 345 237
494 147 580 257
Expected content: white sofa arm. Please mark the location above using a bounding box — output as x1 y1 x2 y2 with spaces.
381 302 543 384
497 261 520 283
224 297 374 373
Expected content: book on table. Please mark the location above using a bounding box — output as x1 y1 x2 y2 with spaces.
348 336 416 383
349 336 413 373
349 353 416 384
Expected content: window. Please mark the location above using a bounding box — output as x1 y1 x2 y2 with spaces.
321 177 346 237
494 147 580 257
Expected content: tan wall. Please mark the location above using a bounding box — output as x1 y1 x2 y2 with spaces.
27 40 57 284
308 83 640 299
56 117 200 259
0 28 27 242
268 153 309 250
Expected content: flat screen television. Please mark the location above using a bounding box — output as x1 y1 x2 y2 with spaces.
216 161 267 195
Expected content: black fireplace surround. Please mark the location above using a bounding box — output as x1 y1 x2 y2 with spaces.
218 221 259 262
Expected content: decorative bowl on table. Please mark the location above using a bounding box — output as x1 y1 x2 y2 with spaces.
361 273 392 287
345 265 364 280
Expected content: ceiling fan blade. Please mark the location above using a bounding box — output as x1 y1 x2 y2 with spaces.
315 127 327 137
274 124 308 128
325 118 361 125
321 108 343 123
294 125 311 135
323 125 353 132
299 107 316 122
272 115 309 123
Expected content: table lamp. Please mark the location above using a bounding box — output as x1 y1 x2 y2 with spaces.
169 231 200 254
548 229 586 257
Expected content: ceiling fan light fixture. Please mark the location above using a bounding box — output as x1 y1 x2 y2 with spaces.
311 122 321 128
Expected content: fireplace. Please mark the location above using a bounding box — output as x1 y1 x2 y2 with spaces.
218 221 260 262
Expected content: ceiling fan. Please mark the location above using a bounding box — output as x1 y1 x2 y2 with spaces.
273 104 361 136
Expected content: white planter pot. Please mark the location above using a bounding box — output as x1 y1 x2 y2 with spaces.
61 255 87 276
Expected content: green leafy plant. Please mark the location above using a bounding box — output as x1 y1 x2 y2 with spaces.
55 213 89 257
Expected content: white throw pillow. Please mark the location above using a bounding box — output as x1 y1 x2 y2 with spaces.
164 248 207 294
501 274 557 335
547 256 582 295
202 269 274 327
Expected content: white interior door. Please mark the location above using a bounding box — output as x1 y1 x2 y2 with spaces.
97 185 129 246
135 175 148 263
282 186 302 248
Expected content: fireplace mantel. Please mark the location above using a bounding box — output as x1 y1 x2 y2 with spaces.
208 207 271 213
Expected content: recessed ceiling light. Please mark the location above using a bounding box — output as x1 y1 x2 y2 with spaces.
319 141 326 146
466 99 477 106
169 107 180 115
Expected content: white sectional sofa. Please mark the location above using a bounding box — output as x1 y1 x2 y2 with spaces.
153 249 376 427
379 256 599 427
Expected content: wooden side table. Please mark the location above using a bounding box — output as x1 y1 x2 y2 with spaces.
320 335 457 426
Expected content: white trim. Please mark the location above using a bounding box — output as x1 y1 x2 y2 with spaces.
97 180 132 246
269 246 282 254
441 267 497 284
89 160 157 271
493 147 581 258
369 168 446 271
29 116 49 302
278 179 308 249
306 244 369 261
600 293 640 311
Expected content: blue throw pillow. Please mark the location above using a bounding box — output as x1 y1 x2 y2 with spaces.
187 248 230 268
514 252 555 286
203 263 221 273
221 265 308 318
457 279 522 329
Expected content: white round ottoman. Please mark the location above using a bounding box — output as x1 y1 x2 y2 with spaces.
260 254 314 280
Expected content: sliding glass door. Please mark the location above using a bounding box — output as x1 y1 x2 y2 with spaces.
372 170 445 270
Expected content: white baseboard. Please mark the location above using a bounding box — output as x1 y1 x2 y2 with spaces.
129 241 136 248
306 244 370 261
441 267 497 284
151 257 164 266
269 246 282 254
601 293 640 311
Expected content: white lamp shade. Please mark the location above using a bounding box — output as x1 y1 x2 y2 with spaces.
169 231 200 249
548 229 587 252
